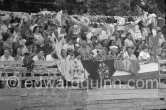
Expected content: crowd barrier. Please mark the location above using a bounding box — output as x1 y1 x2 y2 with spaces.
0 61 166 110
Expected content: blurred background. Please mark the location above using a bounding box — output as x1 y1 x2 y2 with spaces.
0 0 165 16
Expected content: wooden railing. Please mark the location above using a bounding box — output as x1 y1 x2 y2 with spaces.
0 61 166 110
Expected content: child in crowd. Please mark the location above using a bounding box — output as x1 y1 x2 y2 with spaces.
138 46 151 63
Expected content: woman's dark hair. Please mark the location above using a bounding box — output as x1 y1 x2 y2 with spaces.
126 32 131 37
24 52 30 57
33 26 39 33
66 37 73 43
52 53 58 59
2 32 10 41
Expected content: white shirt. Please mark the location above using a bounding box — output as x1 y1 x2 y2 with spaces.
46 54 56 61
138 51 150 60
33 55 45 61
0 55 14 61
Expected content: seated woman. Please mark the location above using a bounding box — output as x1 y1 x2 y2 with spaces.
123 46 137 60
15 48 23 61
138 46 151 63
33 26 44 46
33 51 45 61
46 49 58 61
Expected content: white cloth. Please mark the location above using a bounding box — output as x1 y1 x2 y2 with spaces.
46 54 56 61
138 51 150 60
33 55 45 61
116 16 125 25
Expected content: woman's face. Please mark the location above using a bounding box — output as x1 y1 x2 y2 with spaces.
138 44 143 50
33 45 37 52
35 27 40 33
111 48 118 54
127 48 133 54
39 27 43 32
61 49 67 58
161 52 166 57
38 51 44 57
4 50 10 57
91 37 97 43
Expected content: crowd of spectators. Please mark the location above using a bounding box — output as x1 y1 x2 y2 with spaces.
0 11 165 66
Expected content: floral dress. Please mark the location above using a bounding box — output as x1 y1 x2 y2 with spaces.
97 62 110 79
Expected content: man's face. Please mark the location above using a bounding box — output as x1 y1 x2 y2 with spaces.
4 50 9 57
61 49 67 57
161 52 166 57
127 48 133 54
128 34 132 40
38 51 44 57
15 26 20 32
81 40 87 47
144 48 148 52
91 37 97 43
68 40 73 45
158 32 162 37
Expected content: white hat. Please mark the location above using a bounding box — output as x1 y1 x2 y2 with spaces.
109 46 118 49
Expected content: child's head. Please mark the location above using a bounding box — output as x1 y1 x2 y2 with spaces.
161 50 166 58
142 46 149 52
67 37 73 45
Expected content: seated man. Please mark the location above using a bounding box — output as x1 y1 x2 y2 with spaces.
0 49 14 61
138 46 151 63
